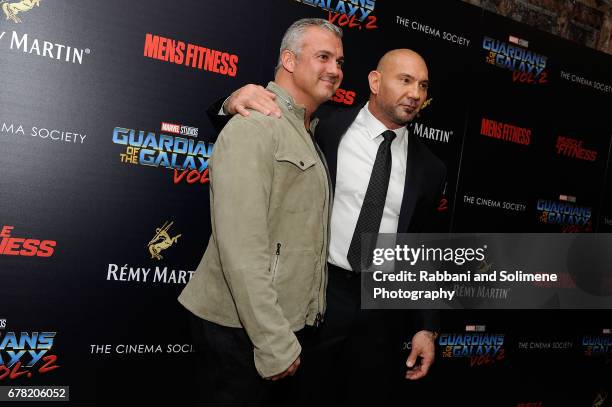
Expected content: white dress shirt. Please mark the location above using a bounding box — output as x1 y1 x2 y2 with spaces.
328 103 408 271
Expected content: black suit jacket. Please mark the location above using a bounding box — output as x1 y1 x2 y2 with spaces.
315 103 445 333
207 99 446 333
314 103 447 234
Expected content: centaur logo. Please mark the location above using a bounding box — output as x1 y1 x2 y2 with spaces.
1 0 40 23
147 221 181 260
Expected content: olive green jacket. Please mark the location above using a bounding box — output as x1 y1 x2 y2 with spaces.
178 82 330 378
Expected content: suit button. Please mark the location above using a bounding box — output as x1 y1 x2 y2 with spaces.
300 161 304 166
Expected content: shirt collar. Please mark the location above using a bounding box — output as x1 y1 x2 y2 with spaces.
360 102 407 142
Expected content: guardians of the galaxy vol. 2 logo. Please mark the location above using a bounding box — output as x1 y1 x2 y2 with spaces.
439 330 505 367
0 324 60 380
112 123 214 186
536 196 592 232
482 36 548 84
581 333 612 357
294 0 378 30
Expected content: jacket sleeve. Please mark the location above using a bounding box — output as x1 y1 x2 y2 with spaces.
414 163 446 334
209 116 301 378
414 309 441 333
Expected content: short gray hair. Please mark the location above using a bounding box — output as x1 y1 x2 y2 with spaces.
275 18 343 74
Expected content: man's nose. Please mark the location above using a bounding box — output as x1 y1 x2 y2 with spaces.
326 60 341 78
405 82 421 100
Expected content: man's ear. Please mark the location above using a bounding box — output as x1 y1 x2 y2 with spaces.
368 70 381 95
281 49 296 73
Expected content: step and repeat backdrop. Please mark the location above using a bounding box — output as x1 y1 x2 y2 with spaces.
1 0 611 405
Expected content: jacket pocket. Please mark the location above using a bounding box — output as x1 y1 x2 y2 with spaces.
273 249 317 324
274 152 316 171
273 152 319 213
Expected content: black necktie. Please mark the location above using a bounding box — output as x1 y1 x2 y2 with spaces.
347 129 396 273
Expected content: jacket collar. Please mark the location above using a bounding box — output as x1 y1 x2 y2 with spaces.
266 81 319 133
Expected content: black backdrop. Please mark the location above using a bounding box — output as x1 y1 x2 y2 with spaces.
1 1 611 405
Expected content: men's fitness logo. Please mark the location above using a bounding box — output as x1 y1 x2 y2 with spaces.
112 123 213 187
480 117 531 146
147 221 181 261
439 325 505 367
1 0 40 23
0 225 56 257
331 88 356 106
483 35 548 85
144 33 238 77
0 320 60 381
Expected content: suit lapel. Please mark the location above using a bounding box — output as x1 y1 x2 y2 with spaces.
314 104 362 189
397 131 423 232
316 103 424 232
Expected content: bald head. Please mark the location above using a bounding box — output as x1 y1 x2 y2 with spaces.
367 48 429 129
376 49 426 73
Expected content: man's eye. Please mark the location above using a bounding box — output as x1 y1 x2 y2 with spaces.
319 55 328 60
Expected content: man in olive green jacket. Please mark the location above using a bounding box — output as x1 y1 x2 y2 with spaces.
178 18 344 405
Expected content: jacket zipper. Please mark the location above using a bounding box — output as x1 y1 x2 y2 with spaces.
311 136 332 327
271 242 281 282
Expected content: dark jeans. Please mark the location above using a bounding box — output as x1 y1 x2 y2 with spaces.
189 314 305 407
189 263 408 407
294 263 407 407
